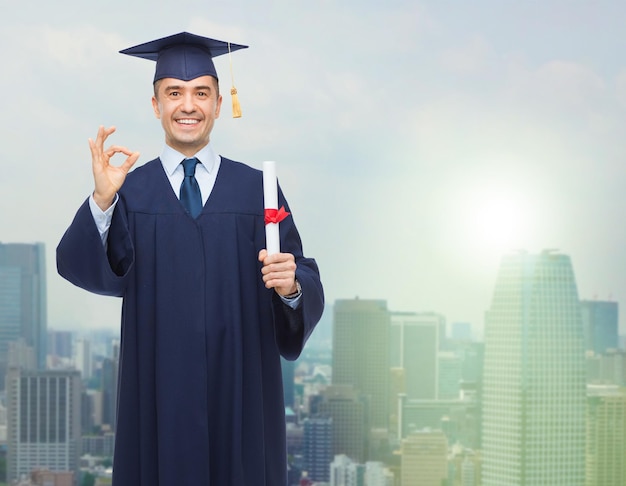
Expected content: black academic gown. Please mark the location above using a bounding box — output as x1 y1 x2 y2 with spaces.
57 157 324 486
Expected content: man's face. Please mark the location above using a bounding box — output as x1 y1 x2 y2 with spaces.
151 75 222 157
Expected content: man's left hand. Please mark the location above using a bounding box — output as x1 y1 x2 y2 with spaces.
258 249 297 296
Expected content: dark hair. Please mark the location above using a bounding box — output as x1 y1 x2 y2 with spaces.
153 76 220 99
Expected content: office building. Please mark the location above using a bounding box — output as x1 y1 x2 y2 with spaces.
6 369 81 482
318 385 367 463
438 351 462 399
303 416 332 482
329 454 364 486
400 429 448 486
73 338 92 380
586 384 626 485
401 396 480 448
586 349 626 386
0 242 47 385
8 338 36 371
333 299 390 428
48 330 73 360
390 312 443 400
449 447 482 486
481 251 586 485
364 461 394 486
581 300 619 354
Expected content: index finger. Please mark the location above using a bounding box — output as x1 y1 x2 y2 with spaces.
94 125 117 149
105 145 137 158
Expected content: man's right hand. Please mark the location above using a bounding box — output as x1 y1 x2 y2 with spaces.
90 125 140 211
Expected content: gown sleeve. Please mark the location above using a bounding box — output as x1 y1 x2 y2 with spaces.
271 189 324 360
57 197 135 297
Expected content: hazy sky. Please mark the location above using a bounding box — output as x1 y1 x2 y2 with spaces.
1 1 625 335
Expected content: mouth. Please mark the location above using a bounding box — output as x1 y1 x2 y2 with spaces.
175 118 201 126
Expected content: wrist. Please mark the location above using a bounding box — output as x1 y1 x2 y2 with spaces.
93 191 115 211
281 279 301 299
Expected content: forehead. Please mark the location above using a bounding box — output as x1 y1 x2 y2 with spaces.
156 75 218 91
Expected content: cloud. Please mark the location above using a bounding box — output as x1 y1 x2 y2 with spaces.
440 35 494 74
614 69 626 109
504 59 606 115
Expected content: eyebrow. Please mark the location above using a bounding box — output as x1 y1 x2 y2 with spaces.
164 85 213 92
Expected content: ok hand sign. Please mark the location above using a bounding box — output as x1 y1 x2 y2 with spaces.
90 125 140 210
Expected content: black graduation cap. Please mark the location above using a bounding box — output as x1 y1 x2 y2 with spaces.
120 32 248 117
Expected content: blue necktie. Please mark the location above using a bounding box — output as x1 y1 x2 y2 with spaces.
180 158 202 218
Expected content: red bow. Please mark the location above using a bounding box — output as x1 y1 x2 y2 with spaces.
265 206 290 225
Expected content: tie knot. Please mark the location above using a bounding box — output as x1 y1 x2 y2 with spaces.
182 158 199 177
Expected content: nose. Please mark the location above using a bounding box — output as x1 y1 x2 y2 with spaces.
180 92 195 113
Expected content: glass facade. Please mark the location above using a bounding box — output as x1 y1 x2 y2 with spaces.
482 251 586 485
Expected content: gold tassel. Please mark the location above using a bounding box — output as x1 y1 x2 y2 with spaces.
231 87 242 118
228 42 242 118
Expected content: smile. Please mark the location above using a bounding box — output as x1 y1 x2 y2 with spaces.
176 119 200 125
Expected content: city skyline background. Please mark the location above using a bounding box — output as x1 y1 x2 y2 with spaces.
1 1 625 334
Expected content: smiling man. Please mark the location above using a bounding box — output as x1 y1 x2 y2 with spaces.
57 32 324 486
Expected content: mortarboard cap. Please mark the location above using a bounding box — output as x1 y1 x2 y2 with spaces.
120 32 248 117
120 32 248 83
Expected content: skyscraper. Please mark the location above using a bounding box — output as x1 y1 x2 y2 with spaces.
481 251 586 485
6 368 82 482
390 312 443 400
0 242 47 385
586 384 626 486
333 299 390 428
580 300 619 354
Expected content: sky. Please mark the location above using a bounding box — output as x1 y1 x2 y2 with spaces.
1 0 625 336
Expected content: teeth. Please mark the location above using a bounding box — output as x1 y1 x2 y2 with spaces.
177 119 199 125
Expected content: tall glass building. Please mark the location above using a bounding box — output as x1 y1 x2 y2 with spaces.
0 242 47 386
333 299 390 429
481 251 586 485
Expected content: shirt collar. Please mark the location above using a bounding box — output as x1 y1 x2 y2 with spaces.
160 143 219 176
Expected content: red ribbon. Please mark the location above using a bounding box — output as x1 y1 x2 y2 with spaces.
265 206 290 225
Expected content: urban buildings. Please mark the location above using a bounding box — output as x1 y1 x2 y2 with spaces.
390 312 444 400
6 368 82 483
333 299 390 429
585 384 626 485
329 454 394 486
303 416 333 482
317 385 367 463
0 242 47 386
481 251 586 485
73 338 92 381
400 429 448 486
581 300 619 354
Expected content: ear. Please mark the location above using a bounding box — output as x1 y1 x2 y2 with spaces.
214 94 223 119
151 96 161 119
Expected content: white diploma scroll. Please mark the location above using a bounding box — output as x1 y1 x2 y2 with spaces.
263 160 280 255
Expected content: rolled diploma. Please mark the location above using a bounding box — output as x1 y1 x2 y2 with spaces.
263 160 280 255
